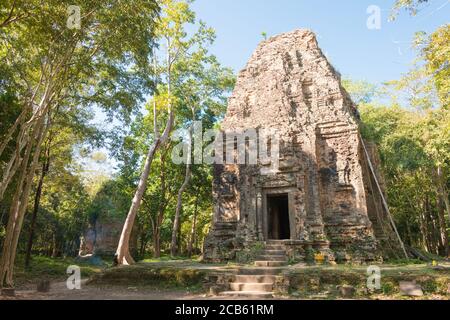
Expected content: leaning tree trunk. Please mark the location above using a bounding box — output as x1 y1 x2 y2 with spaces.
25 147 50 268
0 114 48 288
116 138 162 265
116 43 175 265
115 112 174 265
153 229 161 258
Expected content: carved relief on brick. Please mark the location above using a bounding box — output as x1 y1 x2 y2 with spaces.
203 29 399 263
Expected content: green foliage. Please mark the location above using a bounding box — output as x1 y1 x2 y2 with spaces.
112 0 235 258
342 78 377 105
390 0 429 20
353 19 449 258
416 24 450 106
381 281 397 295
0 0 160 265
0 0 161 121
86 179 131 225
360 102 449 254
13 254 104 285
236 242 264 264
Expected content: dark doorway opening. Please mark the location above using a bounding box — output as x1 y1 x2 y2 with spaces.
267 194 290 240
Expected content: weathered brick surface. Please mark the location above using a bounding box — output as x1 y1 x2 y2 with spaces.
203 29 400 263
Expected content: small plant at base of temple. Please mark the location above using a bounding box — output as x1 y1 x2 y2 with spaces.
305 248 316 264
235 242 265 264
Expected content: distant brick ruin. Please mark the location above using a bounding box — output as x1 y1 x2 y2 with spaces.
203 29 404 263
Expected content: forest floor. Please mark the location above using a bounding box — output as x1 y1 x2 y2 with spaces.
2 256 449 300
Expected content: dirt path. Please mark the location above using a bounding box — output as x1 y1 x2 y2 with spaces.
3 262 448 300
2 280 212 300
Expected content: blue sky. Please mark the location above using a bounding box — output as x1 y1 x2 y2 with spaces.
88 0 448 175
191 0 449 84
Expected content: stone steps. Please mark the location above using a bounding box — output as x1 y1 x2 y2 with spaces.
235 275 278 283
237 267 286 275
255 241 288 267
265 245 285 251
262 250 286 256
219 291 274 298
255 261 287 267
230 282 273 292
265 240 287 245
218 241 289 298
257 255 288 262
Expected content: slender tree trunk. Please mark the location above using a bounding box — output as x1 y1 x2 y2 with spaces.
0 84 50 202
437 195 449 256
424 195 439 254
153 227 161 258
405 217 413 246
418 200 429 252
51 233 58 258
187 192 199 258
24 148 50 268
406 194 423 248
0 114 48 288
0 205 6 232
436 166 450 222
47 240 52 257
152 149 168 258
157 207 172 258
171 107 196 257
0 106 29 159
154 205 167 258
170 161 192 257
139 227 147 258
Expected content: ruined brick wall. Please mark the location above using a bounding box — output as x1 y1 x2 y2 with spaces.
203 29 401 263
79 219 138 257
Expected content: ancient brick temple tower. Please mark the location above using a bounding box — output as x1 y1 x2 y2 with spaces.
203 29 404 263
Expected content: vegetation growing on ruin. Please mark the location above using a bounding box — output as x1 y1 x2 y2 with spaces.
0 0 448 298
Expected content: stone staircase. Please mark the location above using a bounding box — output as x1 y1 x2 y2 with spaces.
220 240 288 298
255 240 289 267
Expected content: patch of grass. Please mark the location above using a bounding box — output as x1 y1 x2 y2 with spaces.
88 264 207 292
381 281 397 295
385 258 424 265
140 255 200 263
235 242 265 265
286 263 449 299
13 255 105 286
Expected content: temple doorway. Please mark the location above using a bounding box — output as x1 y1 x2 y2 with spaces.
267 194 290 240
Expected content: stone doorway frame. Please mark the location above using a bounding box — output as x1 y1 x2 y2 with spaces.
262 187 297 241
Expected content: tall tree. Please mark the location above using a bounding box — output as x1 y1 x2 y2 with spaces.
0 0 159 288
115 0 234 263
114 0 189 265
